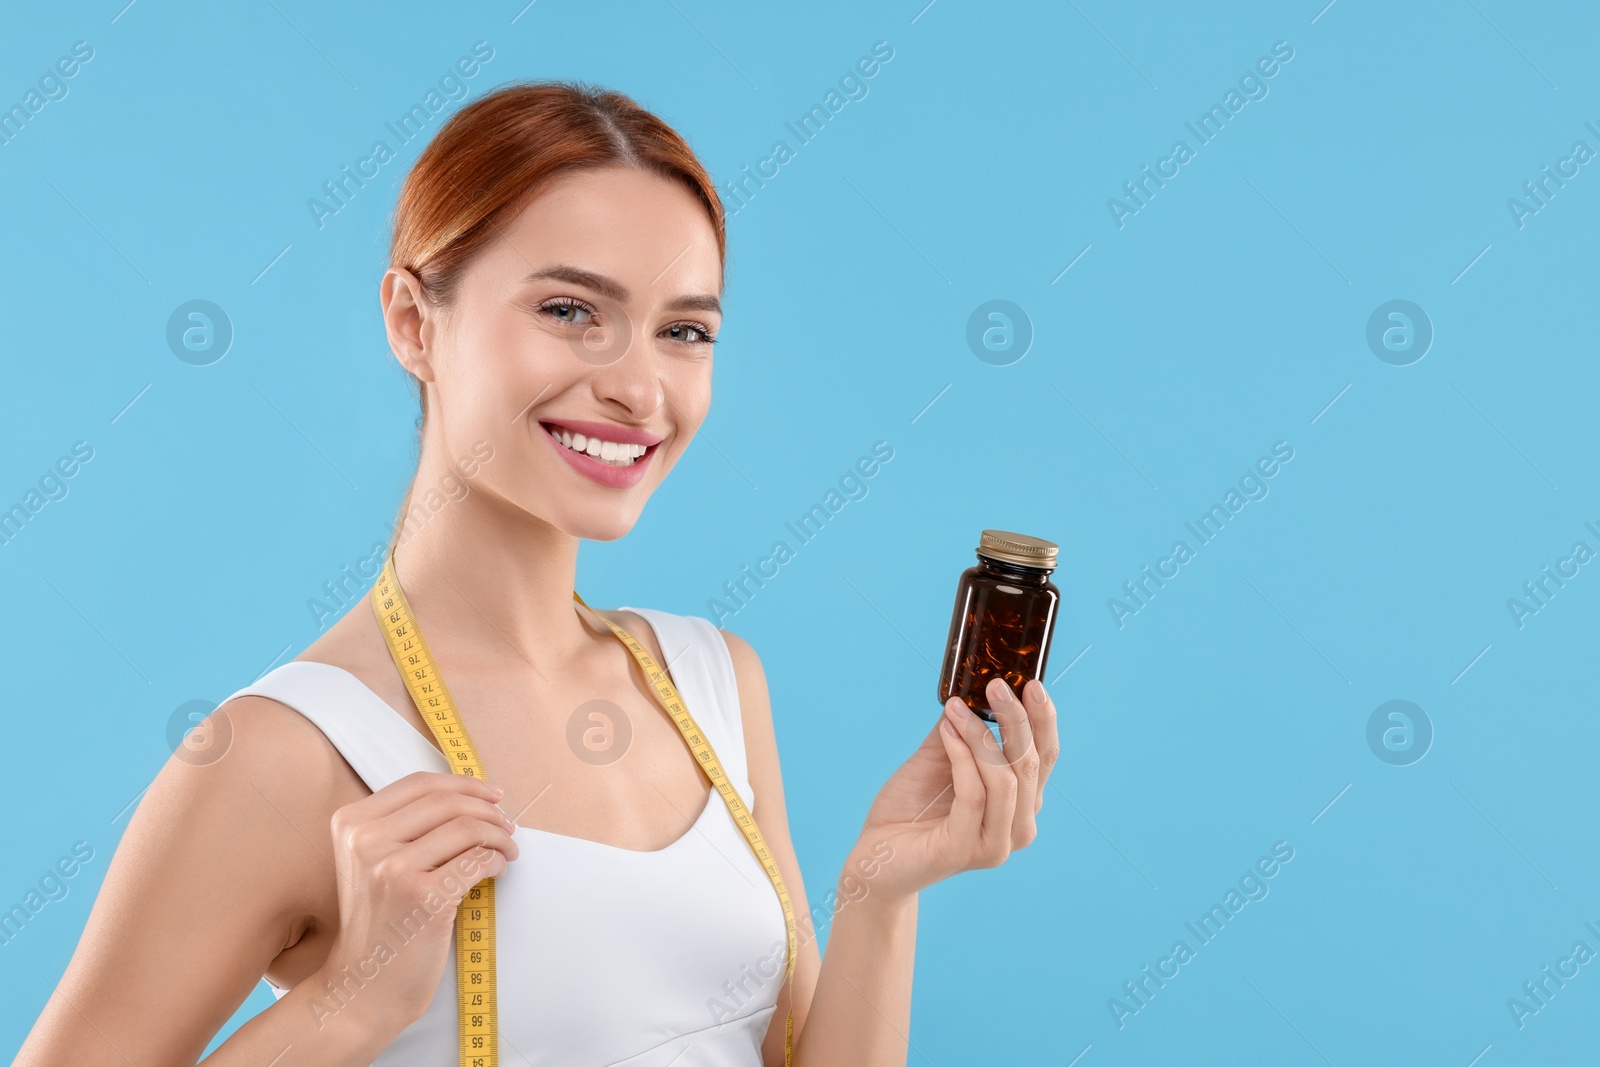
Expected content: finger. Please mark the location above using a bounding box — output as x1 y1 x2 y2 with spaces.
411 843 509 916
937 703 986 847
943 698 1017 865
445 843 510 891
399 814 520 874
344 769 504 823
1021 679 1060 814
987 679 1038 769
375 791 516 848
987 679 1039 849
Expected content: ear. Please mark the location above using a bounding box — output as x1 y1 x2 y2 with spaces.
380 267 438 383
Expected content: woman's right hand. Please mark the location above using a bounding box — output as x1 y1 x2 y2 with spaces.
316 770 520 1031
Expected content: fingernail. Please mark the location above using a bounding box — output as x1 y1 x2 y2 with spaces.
490 784 505 797
945 697 973 721
987 678 1010 704
1024 679 1045 702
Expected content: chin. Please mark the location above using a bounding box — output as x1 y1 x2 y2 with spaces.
561 506 646 543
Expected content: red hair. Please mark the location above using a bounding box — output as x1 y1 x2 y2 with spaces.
390 79 725 308
384 80 725 551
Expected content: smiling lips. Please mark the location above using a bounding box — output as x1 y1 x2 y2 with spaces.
538 418 662 487
546 425 648 466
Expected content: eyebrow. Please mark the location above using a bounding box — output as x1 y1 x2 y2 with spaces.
522 264 722 316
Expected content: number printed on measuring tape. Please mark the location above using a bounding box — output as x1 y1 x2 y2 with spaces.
372 559 799 1067
372 560 498 1067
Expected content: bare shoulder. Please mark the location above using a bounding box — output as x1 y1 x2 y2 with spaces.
128 684 367 958
716 628 771 711
17 688 365 1062
143 688 365 908
206 690 369 805
713 627 785 814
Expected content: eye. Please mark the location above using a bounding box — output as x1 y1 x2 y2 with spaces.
537 297 597 326
662 321 717 346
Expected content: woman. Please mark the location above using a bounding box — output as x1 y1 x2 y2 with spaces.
16 81 1059 1066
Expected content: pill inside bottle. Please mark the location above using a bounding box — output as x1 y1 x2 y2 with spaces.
937 530 1060 723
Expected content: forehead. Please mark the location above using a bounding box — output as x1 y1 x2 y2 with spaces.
492 165 723 297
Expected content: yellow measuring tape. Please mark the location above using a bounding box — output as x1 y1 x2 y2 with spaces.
371 556 798 1067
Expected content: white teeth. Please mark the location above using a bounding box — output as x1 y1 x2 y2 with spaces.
546 426 649 467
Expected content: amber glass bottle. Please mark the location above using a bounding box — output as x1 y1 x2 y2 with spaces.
938 530 1060 723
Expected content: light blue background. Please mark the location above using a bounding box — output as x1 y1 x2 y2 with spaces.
3 1 1598 1063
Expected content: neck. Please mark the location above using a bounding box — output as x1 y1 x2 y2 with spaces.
386 453 596 679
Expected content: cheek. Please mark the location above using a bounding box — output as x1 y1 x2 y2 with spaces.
668 357 714 419
663 362 713 451
447 308 577 418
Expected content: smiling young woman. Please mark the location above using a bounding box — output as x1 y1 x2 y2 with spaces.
15 81 1060 1067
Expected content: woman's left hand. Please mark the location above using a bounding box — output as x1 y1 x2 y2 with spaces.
851 677 1059 902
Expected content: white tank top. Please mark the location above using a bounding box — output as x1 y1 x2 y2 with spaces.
223 606 789 1066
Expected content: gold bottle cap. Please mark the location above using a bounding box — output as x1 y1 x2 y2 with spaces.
977 529 1058 570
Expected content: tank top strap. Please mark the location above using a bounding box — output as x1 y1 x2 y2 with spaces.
223 660 448 793
617 606 753 809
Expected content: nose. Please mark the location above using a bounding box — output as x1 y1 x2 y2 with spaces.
588 332 664 421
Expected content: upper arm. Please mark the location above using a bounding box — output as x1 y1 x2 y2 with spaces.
718 628 823 1067
15 696 349 1066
